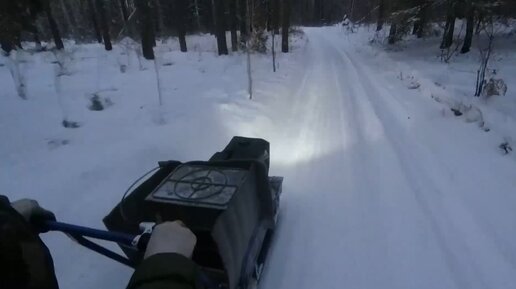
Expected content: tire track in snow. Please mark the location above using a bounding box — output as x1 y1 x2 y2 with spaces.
322 34 460 289
341 43 486 289
335 35 515 289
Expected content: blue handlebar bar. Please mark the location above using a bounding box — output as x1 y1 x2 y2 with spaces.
44 221 137 246
43 221 147 268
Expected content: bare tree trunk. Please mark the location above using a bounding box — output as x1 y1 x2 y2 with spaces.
281 0 290 53
476 30 494 96
34 29 43 51
1 41 14 54
249 0 254 31
239 0 248 44
44 0 64 50
388 23 397 44
193 0 202 31
266 0 271 31
475 13 483 35
87 0 103 43
153 56 163 106
376 0 385 31
214 0 228 55
6 52 27 99
59 0 78 39
271 30 276 72
154 0 164 37
416 3 428 38
254 0 267 30
118 0 129 21
137 0 155 59
96 0 113 51
440 0 456 49
229 0 238 51
349 0 356 21
440 16 456 49
211 0 217 35
173 0 187 52
461 4 474 54
272 0 280 34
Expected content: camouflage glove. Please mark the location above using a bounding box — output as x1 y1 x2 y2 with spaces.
0 196 59 289
11 199 56 233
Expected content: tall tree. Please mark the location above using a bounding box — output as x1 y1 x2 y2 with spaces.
388 23 397 44
118 0 129 22
413 1 429 38
376 0 385 31
193 0 202 31
154 0 164 37
0 0 41 52
349 0 356 21
440 0 456 49
59 0 78 38
86 0 102 43
210 0 217 35
253 0 268 30
239 0 249 44
281 0 290 53
173 0 187 52
229 0 238 51
461 1 475 53
44 0 64 50
213 0 228 55
136 0 155 59
271 0 280 34
96 0 112 50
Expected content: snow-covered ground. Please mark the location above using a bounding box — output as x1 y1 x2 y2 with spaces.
364 23 516 151
2 27 516 289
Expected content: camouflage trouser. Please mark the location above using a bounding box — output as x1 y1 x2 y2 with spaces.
0 196 59 289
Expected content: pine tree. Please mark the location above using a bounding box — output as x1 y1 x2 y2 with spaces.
44 0 64 50
118 0 129 22
229 0 238 51
461 1 475 53
96 0 112 51
239 0 249 44
377 0 385 31
137 0 155 59
440 0 456 49
86 0 103 43
173 0 187 52
213 0 228 55
281 0 290 53
271 0 280 34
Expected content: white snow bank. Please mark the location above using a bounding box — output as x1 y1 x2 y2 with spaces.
342 24 516 156
0 33 306 289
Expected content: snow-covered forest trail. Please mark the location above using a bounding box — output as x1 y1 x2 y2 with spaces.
2 27 516 289
258 28 516 289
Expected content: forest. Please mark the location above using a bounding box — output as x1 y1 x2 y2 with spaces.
2 1 515 56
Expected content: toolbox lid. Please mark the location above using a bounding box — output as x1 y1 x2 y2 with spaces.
146 164 249 209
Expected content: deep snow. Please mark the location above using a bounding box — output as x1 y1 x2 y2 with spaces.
1 27 516 289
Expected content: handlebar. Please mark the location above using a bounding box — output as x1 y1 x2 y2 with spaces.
43 221 151 268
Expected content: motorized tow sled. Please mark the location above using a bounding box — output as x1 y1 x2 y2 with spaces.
101 136 283 289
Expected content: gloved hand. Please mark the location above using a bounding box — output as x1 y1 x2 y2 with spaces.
144 221 197 259
11 199 56 233
1 197 59 288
